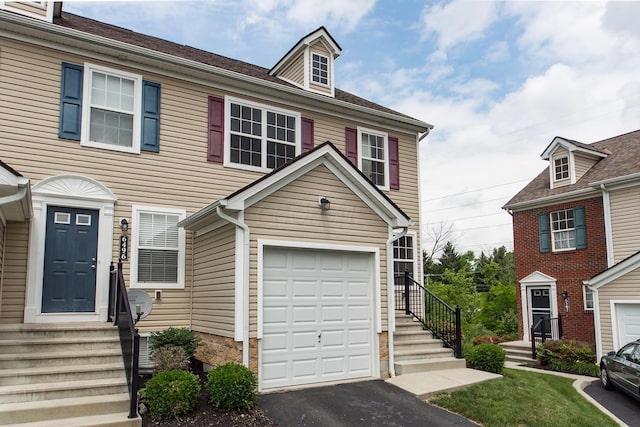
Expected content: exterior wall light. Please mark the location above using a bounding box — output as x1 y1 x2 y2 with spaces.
120 218 129 232
319 196 331 211
561 290 570 312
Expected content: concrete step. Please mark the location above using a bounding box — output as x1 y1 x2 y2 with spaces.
505 354 537 364
394 347 454 362
0 350 122 369
0 377 129 403
395 357 467 375
0 323 117 340
0 412 141 427
393 338 445 352
0 336 120 354
394 330 435 342
499 342 533 352
0 363 125 386
0 393 131 424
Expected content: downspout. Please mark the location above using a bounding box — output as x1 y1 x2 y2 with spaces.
189 234 194 328
599 184 614 267
216 205 251 368
585 280 602 359
0 214 6 319
386 226 408 378
0 186 28 207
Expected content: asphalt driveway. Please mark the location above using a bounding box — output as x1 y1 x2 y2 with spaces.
259 380 477 427
583 381 640 427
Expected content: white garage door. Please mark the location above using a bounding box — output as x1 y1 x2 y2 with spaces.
261 247 373 389
616 303 640 346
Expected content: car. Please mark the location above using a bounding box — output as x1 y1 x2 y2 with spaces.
600 338 640 402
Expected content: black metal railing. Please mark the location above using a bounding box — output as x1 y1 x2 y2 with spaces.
396 271 462 358
108 261 140 420
530 315 562 359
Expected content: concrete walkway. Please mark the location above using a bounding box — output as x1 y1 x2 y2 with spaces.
386 368 501 399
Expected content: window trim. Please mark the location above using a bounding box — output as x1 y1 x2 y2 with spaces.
130 205 186 289
583 285 594 311
311 52 329 87
223 96 302 173
392 232 417 277
550 208 576 252
81 63 142 154
357 127 390 191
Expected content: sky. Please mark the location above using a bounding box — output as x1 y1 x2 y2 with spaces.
64 0 640 258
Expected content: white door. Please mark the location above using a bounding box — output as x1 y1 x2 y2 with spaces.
616 303 640 347
261 247 373 389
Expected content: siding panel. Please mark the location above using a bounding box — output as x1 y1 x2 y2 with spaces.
0 222 28 323
609 185 640 262
597 268 640 353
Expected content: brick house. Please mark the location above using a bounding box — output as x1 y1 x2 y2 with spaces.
504 130 640 357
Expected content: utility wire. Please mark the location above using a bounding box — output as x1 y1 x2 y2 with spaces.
422 178 533 202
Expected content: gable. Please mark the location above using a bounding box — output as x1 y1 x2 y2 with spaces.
519 270 557 284
587 250 640 290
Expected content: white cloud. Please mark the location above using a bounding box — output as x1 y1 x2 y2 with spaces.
421 0 500 55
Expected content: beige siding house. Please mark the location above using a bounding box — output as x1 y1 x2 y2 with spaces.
505 131 640 359
0 3 436 396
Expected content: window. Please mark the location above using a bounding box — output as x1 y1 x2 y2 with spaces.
551 209 576 251
225 97 300 172
131 206 186 289
393 235 415 276
311 53 328 85
583 286 594 310
358 128 389 190
82 64 142 153
554 157 569 181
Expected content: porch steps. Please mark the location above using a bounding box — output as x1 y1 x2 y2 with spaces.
393 314 466 375
499 340 537 364
0 323 140 427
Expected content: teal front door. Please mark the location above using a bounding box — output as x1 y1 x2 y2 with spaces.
42 206 99 313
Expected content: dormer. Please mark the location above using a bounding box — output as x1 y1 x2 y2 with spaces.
541 136 609 189
269 27 342 98
0 1 60 22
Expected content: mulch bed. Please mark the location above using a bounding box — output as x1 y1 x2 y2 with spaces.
140 372 278 427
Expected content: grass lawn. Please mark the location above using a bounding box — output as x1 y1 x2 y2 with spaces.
430 368 617 427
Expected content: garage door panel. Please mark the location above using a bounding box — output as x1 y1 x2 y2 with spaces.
262 248 373 389
617 304 640 345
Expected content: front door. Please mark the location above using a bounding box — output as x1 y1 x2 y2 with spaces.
530 288 551 337
42 206 99 313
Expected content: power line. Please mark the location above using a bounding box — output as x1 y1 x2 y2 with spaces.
422 178 533 202
423 197 508 213
452 223 511 232
423 211 507 225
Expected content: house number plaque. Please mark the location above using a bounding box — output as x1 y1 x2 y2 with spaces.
120 235 128 261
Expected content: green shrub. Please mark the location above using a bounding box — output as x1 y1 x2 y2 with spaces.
462 323 494 349
537 339 598 376
494 308 518 338
207 362 257 412
153 346 190 373
465 343 506 374
140 370 201 420
150 327 201 359
472 335 510 345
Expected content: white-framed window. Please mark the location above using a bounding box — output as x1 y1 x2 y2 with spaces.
81 63 142 154
583 286 594 310
311 53 329 86
131 206 186 289
554 157 569 181
224 97 301 173
358 127 389 190
393 235 416 277
551 209 576 251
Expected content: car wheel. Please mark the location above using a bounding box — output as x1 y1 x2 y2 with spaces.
600 367 614 390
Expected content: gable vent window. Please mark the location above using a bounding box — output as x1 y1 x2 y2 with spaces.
312 53 329 85
554 157 569 181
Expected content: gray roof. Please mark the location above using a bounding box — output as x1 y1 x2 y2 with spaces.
505 129 640 207
54 12 417 122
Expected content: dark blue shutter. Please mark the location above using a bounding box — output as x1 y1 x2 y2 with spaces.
574 207 587 249
539 213 550 253
58 62 83 140
141 80 161 152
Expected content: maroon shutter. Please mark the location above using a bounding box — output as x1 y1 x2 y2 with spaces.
301 117 314 152
208 96 224 163
345 127 357 165
388 136 399 190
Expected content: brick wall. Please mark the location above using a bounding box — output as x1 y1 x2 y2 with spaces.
512 196 608 347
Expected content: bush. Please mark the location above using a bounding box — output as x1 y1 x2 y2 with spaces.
150 327 201 359
465 343 506 374
536 339 598 376
472 335 510 345
494 308 518 338
207 362 257 412
153 346 190 373
140 370 201 420
462 323 494 349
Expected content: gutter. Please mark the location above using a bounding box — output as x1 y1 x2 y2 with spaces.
0 11 432 133
503 187 598 212
215 205 251 368
386 226 409 378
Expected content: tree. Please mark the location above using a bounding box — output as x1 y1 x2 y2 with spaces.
423 221 454 272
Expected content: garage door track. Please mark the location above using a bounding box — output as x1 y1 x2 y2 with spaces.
259 380 477 427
